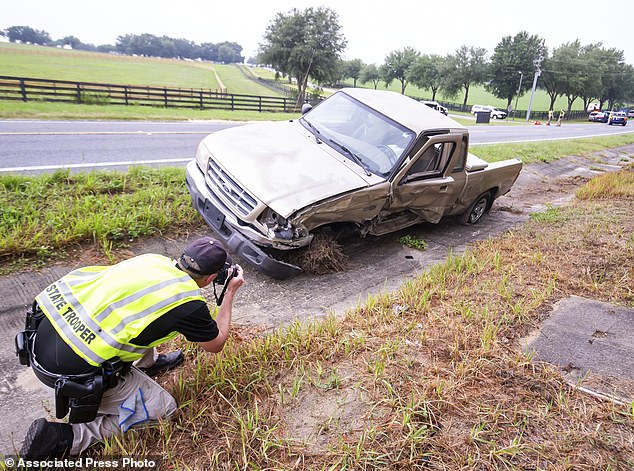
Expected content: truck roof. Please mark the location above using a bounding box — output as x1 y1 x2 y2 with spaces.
340 88 466 135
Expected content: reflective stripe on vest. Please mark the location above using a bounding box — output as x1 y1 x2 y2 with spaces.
35 254 205 366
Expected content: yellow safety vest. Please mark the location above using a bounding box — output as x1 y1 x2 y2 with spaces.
35 254 205 366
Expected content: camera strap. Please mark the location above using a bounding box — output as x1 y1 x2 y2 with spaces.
212 282 230 306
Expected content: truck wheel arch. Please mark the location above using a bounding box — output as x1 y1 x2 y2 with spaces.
459 190 495 225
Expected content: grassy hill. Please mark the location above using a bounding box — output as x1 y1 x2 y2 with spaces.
0 42 280 97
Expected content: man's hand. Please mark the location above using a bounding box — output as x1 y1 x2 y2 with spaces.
226 264 244 293
198 264 244 354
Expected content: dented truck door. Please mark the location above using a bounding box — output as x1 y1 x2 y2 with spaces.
388 133 467 224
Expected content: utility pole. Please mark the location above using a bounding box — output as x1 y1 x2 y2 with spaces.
513 71 523 121
526 55 544 122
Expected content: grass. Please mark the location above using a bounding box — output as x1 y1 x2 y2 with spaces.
0 42 281 97
0 100 298 121
471 133 634 164
91 167 633 469
0 167 204 269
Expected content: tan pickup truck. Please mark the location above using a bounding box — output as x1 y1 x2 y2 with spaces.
186 88 522 278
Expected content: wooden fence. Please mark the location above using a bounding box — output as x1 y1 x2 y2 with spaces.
0 75 308 112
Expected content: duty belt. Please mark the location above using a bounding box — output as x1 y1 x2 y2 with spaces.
15 302 128 423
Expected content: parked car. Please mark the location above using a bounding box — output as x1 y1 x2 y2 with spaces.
589 111 610 123
422 100 448 116
470 104 507 119
608 111 627 126
186 88 522 278
627 109 634 119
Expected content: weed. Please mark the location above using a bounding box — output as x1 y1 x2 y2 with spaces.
529 204 562 222
399 234 428 250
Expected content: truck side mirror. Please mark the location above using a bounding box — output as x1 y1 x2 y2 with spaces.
301 103 313 114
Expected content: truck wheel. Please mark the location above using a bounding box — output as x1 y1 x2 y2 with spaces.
459 192 492 225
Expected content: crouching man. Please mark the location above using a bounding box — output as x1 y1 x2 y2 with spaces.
15 237 244 459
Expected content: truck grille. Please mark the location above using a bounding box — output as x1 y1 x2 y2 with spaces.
206 159 258 217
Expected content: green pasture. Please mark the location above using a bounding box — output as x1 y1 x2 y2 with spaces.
0 43 280 97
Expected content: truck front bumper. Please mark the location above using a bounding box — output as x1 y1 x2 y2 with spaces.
185 160 301 280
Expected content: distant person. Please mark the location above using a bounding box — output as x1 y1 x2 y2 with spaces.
557 109 565 126
547 110 553 126
17 237 244 459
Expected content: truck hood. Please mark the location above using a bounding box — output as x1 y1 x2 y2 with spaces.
201 120 372 218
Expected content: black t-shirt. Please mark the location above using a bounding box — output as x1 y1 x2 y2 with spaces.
131 299 218 345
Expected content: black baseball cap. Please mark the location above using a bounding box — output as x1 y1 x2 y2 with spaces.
179 237 230 276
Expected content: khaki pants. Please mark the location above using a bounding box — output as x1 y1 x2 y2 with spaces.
70 349 177 455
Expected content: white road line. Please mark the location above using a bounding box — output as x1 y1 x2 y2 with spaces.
0 158 191 173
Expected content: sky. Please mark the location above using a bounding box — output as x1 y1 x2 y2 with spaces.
3 0 633 65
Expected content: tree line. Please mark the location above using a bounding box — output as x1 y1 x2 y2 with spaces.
3 17 633 112
1 26 244 63
256 8 634 112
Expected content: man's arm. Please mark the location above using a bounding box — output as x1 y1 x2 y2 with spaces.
197 265 244 353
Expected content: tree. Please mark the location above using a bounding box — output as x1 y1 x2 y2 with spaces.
443 46 488 107
342 59 364 87
553 41 586 113
216 42 244 63
3 26 51 45
382 47 419 94
407 54 445 100
541 41 584 112
578 43 606 111
487 31 547 109
597 48 629 110
56 36 82 49
259 7 347 105
199 43 219 61
359 64 381 89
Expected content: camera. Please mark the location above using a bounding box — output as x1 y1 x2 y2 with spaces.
214 262 237 285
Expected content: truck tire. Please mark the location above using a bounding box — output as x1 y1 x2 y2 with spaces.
459 191 492 225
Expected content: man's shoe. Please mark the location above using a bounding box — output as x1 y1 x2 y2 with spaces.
20 418 73 459
140 350 184 377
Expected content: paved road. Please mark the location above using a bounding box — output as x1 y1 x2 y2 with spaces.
0 119 632 173
0 120 239 173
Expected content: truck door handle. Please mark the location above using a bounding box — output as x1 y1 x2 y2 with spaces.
439 185 448 192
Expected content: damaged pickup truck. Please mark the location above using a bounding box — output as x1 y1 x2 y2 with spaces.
185 88 522 279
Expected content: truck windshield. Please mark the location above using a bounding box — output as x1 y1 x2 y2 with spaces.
300 92 415 176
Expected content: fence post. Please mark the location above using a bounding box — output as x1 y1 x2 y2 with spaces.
199 91 203 110
231 94 235 111
164 88 168 107
124 86 129 105
258 96 262 112
76 83 82 103
19 79 27 101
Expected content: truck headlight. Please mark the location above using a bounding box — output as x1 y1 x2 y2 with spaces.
195 142 211 170
258 208 308 240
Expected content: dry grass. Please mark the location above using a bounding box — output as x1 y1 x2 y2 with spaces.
287 232 348 275
95 169 634 470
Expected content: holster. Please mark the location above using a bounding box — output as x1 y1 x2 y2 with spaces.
15 302 128 423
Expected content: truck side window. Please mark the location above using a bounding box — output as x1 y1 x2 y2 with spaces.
409 143 442 173
405 142 455 180
452 135 468 173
